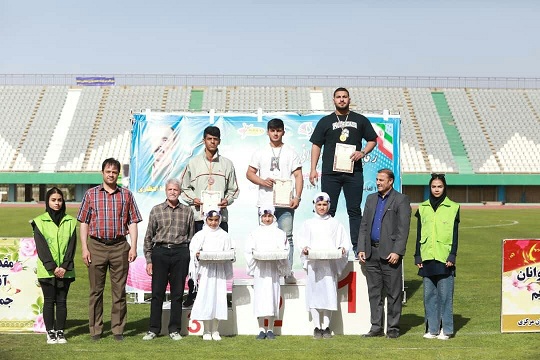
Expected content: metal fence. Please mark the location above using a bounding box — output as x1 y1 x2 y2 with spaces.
2 74 540 88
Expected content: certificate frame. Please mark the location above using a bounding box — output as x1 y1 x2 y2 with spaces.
273 179 293 207
201 190 223 215
333 143 356 173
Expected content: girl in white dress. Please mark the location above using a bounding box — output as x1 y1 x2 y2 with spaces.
245 205 289 340
298 192 351 339
189 208 235 341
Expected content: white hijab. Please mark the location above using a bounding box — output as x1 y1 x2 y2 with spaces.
258 204 278 228
313 191 332 220
202 207 222 232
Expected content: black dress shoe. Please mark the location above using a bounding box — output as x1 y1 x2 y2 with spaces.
362 330 384 337
386 330 399 339
182 298 194 307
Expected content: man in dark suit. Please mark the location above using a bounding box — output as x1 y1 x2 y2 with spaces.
358 168 411 339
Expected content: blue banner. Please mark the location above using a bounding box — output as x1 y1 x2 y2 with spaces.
75 76 115 86
127 112 401 291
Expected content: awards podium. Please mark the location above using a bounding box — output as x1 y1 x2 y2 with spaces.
161 261 374 336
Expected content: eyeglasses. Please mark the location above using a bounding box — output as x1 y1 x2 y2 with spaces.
431 173 446 179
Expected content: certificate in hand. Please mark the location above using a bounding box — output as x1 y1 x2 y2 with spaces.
201 190 223 215
273 179 293 207
333 143 356 173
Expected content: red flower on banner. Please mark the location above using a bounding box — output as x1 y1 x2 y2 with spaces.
503 240 540 272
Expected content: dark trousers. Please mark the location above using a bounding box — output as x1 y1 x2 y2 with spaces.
364 245 404 334
39 280 71 331
321 171 364 253
87 239 130 336
186 221 229 300
149 246 190 334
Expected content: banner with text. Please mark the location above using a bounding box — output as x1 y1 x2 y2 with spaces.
501 238 540 332
127 112 401 293
0 238 44 333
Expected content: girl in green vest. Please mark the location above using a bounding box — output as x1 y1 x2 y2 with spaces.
32 187 77 344
414 174 459 340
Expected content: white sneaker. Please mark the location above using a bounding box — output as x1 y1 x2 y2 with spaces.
46 330 57 344
169 332 182 341
202 332 212 341
143 331 157 340
211 331 222 341
438 332 450 340
284 273 297 284
423 332 437 339
56 330 67 344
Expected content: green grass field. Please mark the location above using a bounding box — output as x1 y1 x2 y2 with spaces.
0 206 538 360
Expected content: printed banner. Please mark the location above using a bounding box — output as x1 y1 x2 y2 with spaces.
501 238 540 332
75 76 115 86
127 112 401 293
0 238 44 333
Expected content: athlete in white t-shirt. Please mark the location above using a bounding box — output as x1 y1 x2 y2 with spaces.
246 118 303 283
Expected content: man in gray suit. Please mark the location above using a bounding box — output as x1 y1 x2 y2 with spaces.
358 168 411 339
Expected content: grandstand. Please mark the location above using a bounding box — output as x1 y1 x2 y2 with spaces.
1 74 540 203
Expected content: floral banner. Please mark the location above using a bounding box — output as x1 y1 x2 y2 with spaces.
0 238 44 333
501 239 540 332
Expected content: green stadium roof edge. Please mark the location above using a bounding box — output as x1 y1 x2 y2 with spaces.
0 172 539 186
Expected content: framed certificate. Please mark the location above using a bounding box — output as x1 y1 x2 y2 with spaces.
201 190 223 215
333 143 356 173
273 179 293 207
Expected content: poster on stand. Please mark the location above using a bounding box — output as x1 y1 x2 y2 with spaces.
501 238 540 332
0 238 44 333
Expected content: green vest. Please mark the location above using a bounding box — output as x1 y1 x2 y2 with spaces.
33 213 77 279
418 198 459 263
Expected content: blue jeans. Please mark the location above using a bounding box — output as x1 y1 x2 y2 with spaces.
423 274 454 335
321 171 364 254
262 207 294 274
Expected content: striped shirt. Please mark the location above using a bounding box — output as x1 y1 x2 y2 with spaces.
77 185 142 240
143 201 195 263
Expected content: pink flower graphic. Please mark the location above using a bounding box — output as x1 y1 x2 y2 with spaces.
33 314 46 333
10 262 23 273
19 238 37 258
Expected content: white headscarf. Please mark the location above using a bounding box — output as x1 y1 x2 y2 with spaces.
313 192 331 220
203 206 222 232
258 204 278 227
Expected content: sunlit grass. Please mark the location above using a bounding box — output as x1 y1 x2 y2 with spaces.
0 207 538 360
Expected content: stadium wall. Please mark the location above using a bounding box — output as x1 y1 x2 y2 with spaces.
2 173 540 204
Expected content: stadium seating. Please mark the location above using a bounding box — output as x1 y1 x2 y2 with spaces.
1 85 539 174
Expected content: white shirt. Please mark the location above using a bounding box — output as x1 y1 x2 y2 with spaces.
249 143 302 207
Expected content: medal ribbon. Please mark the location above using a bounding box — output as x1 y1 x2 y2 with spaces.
336 113 349 142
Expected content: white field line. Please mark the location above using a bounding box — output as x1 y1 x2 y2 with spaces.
462 220 519 229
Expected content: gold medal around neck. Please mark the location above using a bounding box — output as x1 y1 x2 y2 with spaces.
336 113 349 142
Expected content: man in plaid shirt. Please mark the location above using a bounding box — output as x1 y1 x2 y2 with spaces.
142 178 194 341
77 158 142 341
